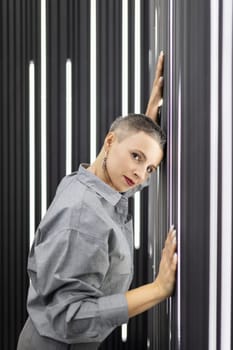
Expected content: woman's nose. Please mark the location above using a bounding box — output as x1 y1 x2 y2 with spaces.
134 167 147 182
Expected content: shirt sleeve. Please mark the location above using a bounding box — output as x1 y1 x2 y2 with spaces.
28 227 129 343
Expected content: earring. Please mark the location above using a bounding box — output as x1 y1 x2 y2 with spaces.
102 151 107 170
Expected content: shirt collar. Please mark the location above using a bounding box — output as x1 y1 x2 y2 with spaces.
77 164 128 206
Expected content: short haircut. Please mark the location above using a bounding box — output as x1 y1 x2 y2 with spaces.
109 113 166 151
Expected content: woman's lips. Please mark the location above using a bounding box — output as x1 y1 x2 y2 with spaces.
124 176 135 187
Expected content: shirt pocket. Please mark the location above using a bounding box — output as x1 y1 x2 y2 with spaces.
109 250 132 276
103 250 133 293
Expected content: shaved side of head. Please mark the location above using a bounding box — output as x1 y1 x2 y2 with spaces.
109 114 166 151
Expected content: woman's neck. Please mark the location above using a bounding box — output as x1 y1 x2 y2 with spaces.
87 151 114 189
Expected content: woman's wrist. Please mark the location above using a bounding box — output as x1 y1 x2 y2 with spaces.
152 279 170 301
125 281 168 318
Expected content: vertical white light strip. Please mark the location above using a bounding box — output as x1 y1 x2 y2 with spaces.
220 1 232 349
121 0 129 343
153 3 159 277
168 2 174 348
121 323 127 343
177 74 182 349
90 0 97 163
29 62 35 248
154 7 158 57
41 0 47 217
66 60 72 175
122 0 128 116
169 0 173 224
134 0 141 114
134 0 141 250
208 1 219 349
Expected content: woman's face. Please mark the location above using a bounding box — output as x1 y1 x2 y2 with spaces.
104 131 163 192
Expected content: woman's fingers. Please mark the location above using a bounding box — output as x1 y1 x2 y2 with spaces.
145 51 165 122
155 226 178 297
154 51 164 83
165 226 176 255
172 252 178 270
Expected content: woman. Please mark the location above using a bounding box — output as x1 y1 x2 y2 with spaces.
17 53 177 350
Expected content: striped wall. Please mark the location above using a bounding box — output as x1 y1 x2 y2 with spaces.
1 0 233 349
149 0 233 350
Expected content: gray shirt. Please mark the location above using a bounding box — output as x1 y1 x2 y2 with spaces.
27 164 148 344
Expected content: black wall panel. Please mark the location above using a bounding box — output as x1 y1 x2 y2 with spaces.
70 0 91 169
0 1 30 348
96 0 122 151
179 2 210 348
47 0 68 203
47 0 92 203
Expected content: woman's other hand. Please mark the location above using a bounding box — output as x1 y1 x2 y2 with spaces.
154 226 178 299
145 51 164 122
125 225 177 318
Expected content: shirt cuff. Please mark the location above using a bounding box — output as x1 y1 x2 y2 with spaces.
98 293 129 327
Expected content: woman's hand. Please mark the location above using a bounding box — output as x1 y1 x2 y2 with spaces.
145 51 164 122
154 226 178 299
125 226 177 318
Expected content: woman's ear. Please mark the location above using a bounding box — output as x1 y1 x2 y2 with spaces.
104 132 116 151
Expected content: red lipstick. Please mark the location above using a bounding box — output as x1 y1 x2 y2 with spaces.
124 176 135 187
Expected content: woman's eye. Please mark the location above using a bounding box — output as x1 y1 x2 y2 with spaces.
132 153 140 161
147 166 155 174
